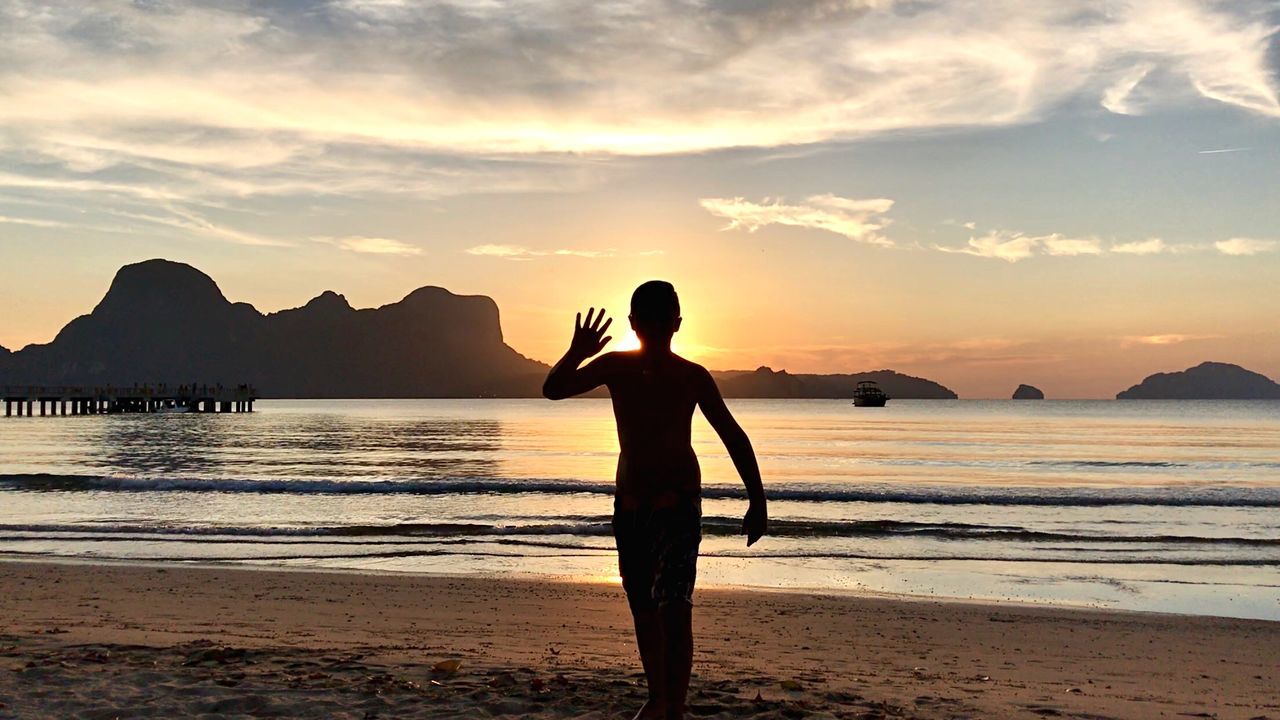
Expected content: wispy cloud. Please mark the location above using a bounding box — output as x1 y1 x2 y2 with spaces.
465 245 659 260
1042 235 1105 256
1121 333 1218 346
1101 64 1154 115
936 232 1263 262
1215 237 1278 256
935 231 1045 262
0 214 73 229
317 236 424 256
0 1 1277 251
1111 238 1168 255
700 195 895 246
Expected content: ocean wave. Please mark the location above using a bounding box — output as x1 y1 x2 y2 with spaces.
1026 460 1186 468
2 518 1277 547
2 545 1275 567
3 473 1280 508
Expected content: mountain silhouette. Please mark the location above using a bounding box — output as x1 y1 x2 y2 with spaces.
0 259 546 397
714 366 957 399
1012 384 1044 399
0 260 959 399
1116 362 1280 400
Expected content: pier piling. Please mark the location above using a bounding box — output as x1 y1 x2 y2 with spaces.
1 384 259 419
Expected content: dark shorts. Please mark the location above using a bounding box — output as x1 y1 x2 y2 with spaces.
612 503 702 610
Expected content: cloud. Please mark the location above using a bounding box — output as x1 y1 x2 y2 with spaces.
1042 235 1104 256
1215 237 1278 255
0 1 1277 248
467 245 541 260
935 231 1044 262
1111 238 1167 255
1101 63 1154 115
934 232 1263 262
1121 334 1217 346
466 244 658 260
318 236 424 256
0 2 1275 174
700 195 895 246
0 214 72 228
89 203 290 247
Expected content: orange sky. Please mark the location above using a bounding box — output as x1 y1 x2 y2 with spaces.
2 1 1279 398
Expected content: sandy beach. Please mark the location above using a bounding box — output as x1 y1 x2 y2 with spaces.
0 562 1275 718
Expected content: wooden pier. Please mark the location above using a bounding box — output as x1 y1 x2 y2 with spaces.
2 384 257 417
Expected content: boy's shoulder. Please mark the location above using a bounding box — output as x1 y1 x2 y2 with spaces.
674 354 712 377
600 351 712 378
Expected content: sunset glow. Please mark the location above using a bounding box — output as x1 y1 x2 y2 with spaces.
1 1 1277 397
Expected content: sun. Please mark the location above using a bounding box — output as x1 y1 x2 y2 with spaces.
615 329 642 351
609 329 696 358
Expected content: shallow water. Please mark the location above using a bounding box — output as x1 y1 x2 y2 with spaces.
1 399 1278 619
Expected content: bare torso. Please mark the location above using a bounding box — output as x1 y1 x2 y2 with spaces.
602 350 705 510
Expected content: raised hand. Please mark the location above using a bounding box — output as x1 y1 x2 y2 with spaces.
569 307 613 359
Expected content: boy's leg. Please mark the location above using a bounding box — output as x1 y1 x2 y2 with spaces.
631 606 667 717
659 601 693 719
616 508 667 717
652 505 700 720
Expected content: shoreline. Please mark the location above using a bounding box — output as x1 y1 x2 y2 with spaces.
2 560 1277 719
5 552 1276 622
0 554 1210 619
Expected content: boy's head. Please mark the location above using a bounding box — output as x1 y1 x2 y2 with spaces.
629 280 681 345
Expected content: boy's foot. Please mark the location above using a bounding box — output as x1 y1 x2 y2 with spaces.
633 698 666 720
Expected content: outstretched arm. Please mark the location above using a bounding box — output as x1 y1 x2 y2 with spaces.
696 369 767 546
542 308 614 400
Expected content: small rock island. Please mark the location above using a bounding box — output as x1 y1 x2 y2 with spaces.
1012 384 1045 400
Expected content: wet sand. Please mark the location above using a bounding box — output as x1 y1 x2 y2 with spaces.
0 561 1276 718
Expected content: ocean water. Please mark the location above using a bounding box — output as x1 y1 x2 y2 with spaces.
1 399 1278 620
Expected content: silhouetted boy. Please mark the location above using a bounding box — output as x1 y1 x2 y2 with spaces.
543 281 767 720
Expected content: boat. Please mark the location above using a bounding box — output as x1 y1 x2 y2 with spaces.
852 380 888 407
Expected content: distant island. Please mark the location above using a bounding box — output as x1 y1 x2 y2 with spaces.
1012 384 1044 400
0 259 959 399
714 366 956 399
1116 362 1280 400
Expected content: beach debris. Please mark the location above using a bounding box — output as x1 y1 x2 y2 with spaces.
432 659 462 674
487 672 516 688
753 690 765 703
183 646 247 666
780 679 804 691
530 677 546 692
